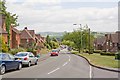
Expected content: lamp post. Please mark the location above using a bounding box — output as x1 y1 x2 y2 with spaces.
73 24 82 53
88 28 91 54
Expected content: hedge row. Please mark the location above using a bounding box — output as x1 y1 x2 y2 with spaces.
100 52 115 56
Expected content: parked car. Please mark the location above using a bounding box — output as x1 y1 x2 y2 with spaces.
14 52 38 67
0 53 22 75
50 49 59 56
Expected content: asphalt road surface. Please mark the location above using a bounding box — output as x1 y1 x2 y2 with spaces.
2 49 119 78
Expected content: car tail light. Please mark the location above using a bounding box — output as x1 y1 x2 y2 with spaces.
24 57 28 60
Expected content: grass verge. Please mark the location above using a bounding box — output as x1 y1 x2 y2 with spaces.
71 51 119 68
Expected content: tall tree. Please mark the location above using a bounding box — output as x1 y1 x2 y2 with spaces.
0 0 18 49
62 26 94 53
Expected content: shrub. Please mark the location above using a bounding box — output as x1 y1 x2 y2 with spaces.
27 48 33 52
71 51 79 54
0 36 8 52
83 49 89 53
93 50 102 53
100 52 115 56
27 48 37 56
9 48 26 55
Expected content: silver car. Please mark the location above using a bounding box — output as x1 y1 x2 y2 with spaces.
14 52 38 67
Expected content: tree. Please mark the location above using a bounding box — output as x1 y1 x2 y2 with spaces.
0 0 19 49
62 26 94 53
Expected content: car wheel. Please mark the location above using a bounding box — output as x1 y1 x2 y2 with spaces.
17 63 22 70
35 60 38 65
28 62 31 67
0 65 6 75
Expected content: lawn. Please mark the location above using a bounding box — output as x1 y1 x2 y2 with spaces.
71 51 119 68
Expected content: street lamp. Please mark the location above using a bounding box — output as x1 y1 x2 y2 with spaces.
88 28 91 54
73 24 82 53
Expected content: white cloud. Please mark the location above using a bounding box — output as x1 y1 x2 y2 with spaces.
5 1 118 32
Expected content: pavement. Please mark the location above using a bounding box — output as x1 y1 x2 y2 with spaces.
1 49 119 78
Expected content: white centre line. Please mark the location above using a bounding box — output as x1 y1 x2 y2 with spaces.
68 55 71 62
48 68 60 74
90 65 92 79
47 54 71 75
62 62 68 66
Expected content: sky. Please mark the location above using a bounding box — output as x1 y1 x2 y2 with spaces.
5 0 119 33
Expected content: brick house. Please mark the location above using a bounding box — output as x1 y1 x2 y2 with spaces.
0 14 20 49
94 31 120 52
20 27 45 48
35 34 45 48
0 14 8 44
10 27 21 49
20 27 36 48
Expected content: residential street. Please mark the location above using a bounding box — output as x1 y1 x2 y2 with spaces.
2 49 118 78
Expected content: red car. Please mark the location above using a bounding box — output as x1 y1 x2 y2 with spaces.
50 49 59 56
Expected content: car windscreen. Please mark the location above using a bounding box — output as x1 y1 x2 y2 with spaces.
52 50 57 52
15 53 28 57
0 54 6 60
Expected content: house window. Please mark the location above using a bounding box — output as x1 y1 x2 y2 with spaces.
110 42 112 46
107 49 109 51
107 42 109 45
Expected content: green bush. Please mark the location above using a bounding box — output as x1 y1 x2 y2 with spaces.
0 36 8 53
100 52 115 56
9 48 26 55
71 51 79 54
115 52 120 60
93 50 102 53
27 48 33 52
83 49 89 53
32 50 37 56
27 48 37 56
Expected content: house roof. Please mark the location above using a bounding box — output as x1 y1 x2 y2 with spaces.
20 29 34 40
111 33 118 43
94 36 105 45
28 30 35 37
0 27 8 34
35 34 41 39
35 34 44 43
12 27 20 34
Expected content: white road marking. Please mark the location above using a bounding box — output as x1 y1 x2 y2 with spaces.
90 65 92 79
62 62 68 66
48 68 60 74
68 55 71 62
48 54 71 75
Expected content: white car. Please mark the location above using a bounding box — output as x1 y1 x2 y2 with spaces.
15 52 38 67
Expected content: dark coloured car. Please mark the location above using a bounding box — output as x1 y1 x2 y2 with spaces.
0 53 22 75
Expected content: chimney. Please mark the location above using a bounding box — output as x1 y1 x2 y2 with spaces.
24 27 28 30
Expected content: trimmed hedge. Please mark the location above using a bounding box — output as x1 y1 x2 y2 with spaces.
100 52 115 56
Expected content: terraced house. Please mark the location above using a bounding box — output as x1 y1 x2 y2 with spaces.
20 27 45 51
94 31 120 52
0 14 45 50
